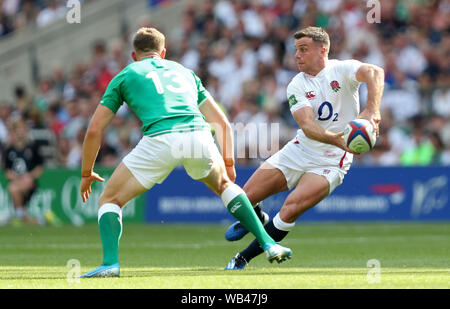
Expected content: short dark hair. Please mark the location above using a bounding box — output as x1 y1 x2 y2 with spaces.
294 27 330 52
133 27 165 54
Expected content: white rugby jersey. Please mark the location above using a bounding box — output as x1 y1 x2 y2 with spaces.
287 59 363 164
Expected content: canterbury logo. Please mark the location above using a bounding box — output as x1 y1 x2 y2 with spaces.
230 202 242 213
305 91 315 99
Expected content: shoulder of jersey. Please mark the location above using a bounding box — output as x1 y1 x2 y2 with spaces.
290 59 340 80
326 59 348 71
289 71 306 85
327 59 340 66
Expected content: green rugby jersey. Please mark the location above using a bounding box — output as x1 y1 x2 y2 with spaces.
100 57 212 137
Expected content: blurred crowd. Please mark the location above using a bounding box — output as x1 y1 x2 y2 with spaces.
0 0 449 170
0 0 96 37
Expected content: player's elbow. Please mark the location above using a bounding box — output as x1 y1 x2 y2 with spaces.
373 65 384 81
85 125 103 140
223 119 232 132
367 65 385 84
358 64 384 85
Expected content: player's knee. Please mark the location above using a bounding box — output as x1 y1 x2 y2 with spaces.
8 183 19 195
218 177 233 196
98 193 124 208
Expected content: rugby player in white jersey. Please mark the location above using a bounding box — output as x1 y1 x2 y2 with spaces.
225 26 385 270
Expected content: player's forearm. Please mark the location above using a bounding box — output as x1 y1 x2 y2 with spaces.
81 130 102 176
362 65 384 113
302 122 339 147
199 98 235 165
213 121 235 165
223 123 235 165
293 108 341 148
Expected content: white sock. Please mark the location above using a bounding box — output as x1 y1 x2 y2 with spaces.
273 212 295 232
221 183 244 207
98 203 122 223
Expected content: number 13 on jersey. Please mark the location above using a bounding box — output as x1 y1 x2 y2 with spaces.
146 70 192 95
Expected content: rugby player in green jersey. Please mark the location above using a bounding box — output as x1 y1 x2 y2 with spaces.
79 27 292 277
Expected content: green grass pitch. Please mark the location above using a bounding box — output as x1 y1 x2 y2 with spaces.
0 222 448 288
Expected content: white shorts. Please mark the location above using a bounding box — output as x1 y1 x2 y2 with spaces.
122 130 222 189
266 140 351 193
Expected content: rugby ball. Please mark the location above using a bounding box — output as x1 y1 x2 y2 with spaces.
343 119 376 154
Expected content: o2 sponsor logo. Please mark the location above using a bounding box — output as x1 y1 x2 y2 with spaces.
318 101 338 122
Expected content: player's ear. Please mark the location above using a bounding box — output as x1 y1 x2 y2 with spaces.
131 51 138 62
160 48 167 59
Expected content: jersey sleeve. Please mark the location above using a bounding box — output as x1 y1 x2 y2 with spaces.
192 72 212 106
99 70 126 114
337 59 363 83
287 78 311 114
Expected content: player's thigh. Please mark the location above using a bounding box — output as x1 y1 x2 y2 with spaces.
280 173 330 222
99 162 148 208
8 177 34 194
243 161 289 205
184 130 231 195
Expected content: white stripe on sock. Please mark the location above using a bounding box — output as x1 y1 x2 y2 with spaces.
98 203 122 223
221 183 244 207
273 212 295 231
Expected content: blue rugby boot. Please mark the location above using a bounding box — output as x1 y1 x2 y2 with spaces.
225 253 248 270
79 263 120 278
225 210 269 241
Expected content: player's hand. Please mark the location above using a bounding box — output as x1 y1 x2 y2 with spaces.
225 165 236 183
333 132 358 155
80 172 105 203
358 109 381 138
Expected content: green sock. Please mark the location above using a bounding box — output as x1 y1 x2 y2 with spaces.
222 184 275 248
98 204 123 266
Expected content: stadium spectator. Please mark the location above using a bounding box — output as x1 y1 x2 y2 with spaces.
0 104 11 146
0 3 14 36
3 117 44 225
36 0 66 28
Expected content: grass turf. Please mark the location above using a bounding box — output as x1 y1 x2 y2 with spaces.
0 222 448 288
